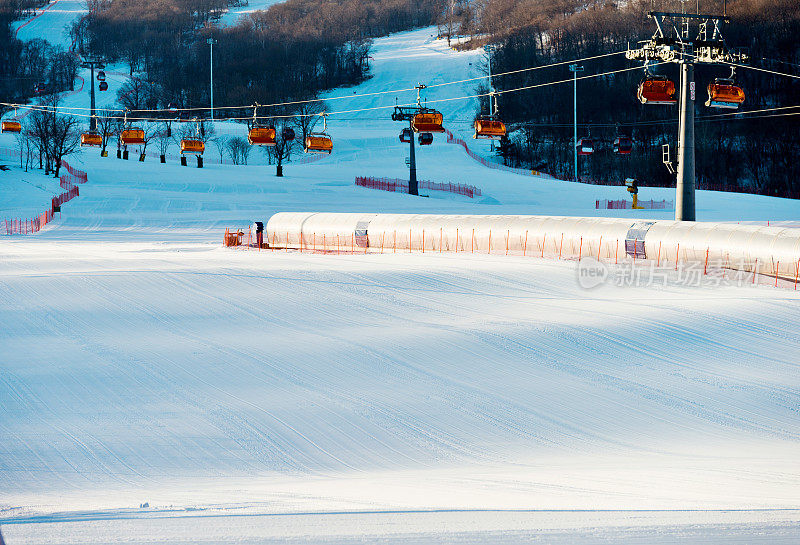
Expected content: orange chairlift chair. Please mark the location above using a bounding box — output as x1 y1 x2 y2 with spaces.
119 110 146 146
474 91 507 139
637 74 677 105
248 103 277 146
706 69 745 109
304 113 333 154
411 109 445 133
180 119 205 155
1 108 22 133
80 131 102 147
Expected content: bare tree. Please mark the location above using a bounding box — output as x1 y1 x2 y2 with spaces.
117 77 161 111
96 110 118 157
293 101 324 145
157 122 172 162
138 123 159 160
226 136 250 165
28 100 55 174
211 136 228 164
266 119 296 177
50 113 82 177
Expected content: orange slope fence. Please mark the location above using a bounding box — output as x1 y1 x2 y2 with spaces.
223 226 800 291
3 160 87 235
355 176 482 198
597 199 674 210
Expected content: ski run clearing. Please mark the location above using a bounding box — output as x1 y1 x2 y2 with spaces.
1 15 800 545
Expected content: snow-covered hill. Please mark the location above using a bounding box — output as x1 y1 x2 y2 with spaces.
2 8 800 545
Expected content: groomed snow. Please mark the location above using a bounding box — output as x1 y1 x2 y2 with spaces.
2 16 800 545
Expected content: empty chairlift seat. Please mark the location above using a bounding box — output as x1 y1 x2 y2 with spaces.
411 110 445 133
80 132 102 147
706 79 745 109
120 128 145 146
304 134 333 154
180 139 205 154
637 76 677 105
473 117 506 139
1 120 22 133
248 126 276 146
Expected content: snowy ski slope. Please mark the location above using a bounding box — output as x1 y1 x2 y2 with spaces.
2 7 800 544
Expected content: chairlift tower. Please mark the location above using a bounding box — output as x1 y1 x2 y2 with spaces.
391 84 429 196
81 58 105 131
626 11 747 221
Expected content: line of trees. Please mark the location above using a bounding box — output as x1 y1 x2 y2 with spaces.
1 0 80 111
445 0 800 198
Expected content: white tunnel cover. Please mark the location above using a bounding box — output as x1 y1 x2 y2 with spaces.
265 212 800 280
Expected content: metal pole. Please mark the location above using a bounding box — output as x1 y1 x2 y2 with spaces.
89 64 96 131
675 61 695 221
207 38 216 121
569 64 583 183
573 69 577 183
409 119 418 196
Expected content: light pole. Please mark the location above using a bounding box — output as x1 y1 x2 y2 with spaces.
568 64 584 183
207 38 217 120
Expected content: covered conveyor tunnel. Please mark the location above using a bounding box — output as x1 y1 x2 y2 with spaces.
262 213 800 280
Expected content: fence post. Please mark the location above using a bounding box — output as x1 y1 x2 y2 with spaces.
422 229 425 253
541 233 546 258
488 230 491 254
704 247 709 275
675 243 680 271
559 233 563 259
753 258 758 285
657 241 661 266
775 261 780 287
524 230 528 257
578 237 583 261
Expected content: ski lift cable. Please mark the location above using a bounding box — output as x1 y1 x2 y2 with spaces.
0 64 652 121
717 60 800 80
0 50 630 114
3 66 798 126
